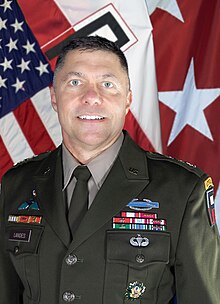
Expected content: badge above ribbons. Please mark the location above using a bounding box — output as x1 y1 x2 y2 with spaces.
127 199 159 211
18 199 40 211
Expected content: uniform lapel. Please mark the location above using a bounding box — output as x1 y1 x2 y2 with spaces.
33 147 71 247
69 133 150 251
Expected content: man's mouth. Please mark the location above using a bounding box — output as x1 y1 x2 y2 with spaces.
78 115 105 120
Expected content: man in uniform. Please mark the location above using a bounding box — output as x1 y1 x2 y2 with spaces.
0 36 219 303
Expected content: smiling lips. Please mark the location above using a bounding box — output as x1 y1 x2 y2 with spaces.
78 115 105 120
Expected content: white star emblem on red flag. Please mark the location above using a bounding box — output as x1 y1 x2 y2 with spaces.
159 58 220 146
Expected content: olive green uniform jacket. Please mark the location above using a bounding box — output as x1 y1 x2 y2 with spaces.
0 132 219 303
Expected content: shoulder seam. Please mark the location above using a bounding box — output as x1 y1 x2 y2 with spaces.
11 151 52 169
146 151 205 177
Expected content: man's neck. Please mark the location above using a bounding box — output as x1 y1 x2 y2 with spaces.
63 135 123 164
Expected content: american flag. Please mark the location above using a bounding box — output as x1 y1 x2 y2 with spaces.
0 1 53 118
0 0 220 227
0 0 59 178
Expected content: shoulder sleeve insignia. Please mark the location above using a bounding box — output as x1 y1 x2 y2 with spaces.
205 180 216 226
205 187 216 226
204 177 214 190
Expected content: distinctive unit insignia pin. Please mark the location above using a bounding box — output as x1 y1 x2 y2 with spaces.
125 281 146 300
18 199 40 211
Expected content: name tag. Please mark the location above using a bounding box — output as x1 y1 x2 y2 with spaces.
9 229 32 242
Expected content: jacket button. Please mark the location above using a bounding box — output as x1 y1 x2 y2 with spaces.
14 246 19 254
136 254 145 263
65 254 77 266
62 291 75 302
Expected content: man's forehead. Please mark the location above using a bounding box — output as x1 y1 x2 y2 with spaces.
60 50 124 75
65 48 119 61
55 48 130 87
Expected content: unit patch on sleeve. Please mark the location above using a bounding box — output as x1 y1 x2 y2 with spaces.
206 187 216 226
204 177 214 190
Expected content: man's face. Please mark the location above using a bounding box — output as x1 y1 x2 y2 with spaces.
51 49 132 153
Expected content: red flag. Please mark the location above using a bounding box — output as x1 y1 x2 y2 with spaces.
148 0 220 227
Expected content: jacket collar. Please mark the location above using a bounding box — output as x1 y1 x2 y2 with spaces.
69 132 150 251
33 146 71 247
33 132 150 249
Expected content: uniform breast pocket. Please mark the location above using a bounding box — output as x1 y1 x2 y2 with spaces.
5 224 44 302
103 230 170 304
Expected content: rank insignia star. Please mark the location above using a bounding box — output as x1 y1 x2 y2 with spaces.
125 281 146 300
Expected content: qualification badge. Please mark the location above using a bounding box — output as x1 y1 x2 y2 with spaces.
125 281 146 301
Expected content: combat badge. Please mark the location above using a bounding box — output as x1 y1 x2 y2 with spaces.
127 199 159 211
125 281 146 301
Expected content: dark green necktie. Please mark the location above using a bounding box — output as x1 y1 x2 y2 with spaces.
68 165 91 236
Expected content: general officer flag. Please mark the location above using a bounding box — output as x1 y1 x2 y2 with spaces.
147 0 220 228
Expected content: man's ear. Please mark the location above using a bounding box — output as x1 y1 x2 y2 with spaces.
50 86 57 112
125 90 132 114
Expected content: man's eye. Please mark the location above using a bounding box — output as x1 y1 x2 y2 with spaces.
70 79 81 86
103 81 113 88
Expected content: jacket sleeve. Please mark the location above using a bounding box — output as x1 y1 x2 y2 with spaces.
174 174 220 303
0 177 24 303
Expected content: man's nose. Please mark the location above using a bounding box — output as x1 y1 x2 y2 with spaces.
82 86 102 105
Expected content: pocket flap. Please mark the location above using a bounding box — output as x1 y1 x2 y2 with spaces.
106 230 170 266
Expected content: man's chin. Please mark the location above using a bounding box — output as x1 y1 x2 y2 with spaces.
77 133 116 150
